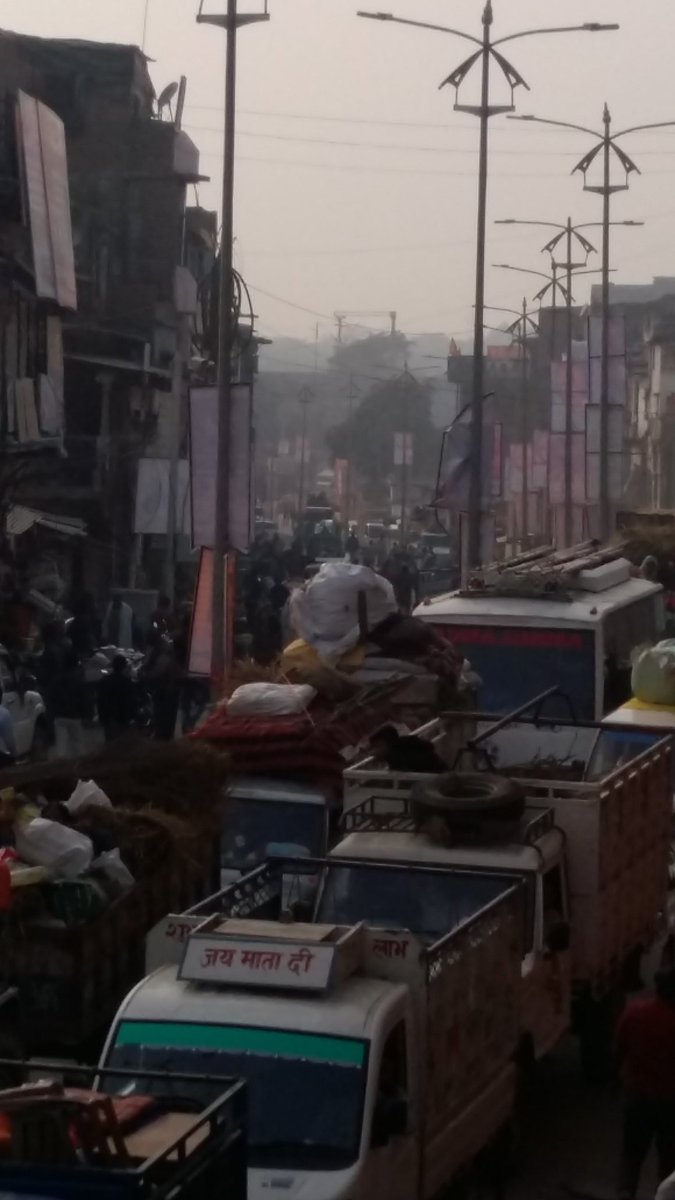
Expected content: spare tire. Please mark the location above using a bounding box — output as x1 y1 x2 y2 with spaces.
412 771 525 825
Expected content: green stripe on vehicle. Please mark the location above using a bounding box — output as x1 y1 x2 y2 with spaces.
115 1021 366 1066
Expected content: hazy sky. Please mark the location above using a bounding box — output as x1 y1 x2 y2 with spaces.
5 1 675 356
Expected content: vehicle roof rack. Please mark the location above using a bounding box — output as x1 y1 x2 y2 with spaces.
462 540 631 600
341 798 554 846
178 916 365 993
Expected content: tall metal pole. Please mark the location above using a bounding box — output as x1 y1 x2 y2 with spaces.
467 4 492 568
564 218 574 547
400 374 411 542
198 0 269 686
297 387 312 520
344 374 357 527
520 297 529 548
599 105 612 541
211 0 237 687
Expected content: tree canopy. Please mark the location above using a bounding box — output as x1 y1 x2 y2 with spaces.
326 371 440 501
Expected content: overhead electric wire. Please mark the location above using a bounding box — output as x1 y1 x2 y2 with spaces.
185 104 675 138
186 122 662 158
198 151 603 179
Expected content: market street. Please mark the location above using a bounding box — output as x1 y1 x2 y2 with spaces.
514 1039 657 1200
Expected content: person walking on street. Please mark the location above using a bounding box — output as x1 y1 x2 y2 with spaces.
52 649 93 759
616 968 675 1199
143 630 180 740
98 654 137 743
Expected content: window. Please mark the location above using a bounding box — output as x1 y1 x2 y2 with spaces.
380 1023 407 1096
371 1022 409 1146
542 864 565 932
106 1020 368 1172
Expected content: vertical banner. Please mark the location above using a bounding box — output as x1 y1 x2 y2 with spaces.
393 432 414 465
187 548 231 677
586 315 627 505
434 412 500 509
188 383 253 552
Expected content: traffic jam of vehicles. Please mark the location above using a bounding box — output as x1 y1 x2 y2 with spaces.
1 545 675 1198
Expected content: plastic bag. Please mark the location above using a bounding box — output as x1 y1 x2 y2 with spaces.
227 683 316 716
631 640 675 706
92 849 135 892
14 817 94 879
65 779 112 815
289 562 397 662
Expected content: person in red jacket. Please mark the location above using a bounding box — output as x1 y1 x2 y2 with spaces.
616 968 675 1199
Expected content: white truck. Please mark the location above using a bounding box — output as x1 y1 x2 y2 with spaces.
340 707 673 1077
414 543 664 719
112 873 525 1200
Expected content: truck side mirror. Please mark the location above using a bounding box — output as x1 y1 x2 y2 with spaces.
371 1097 408 1148
546 920 571 955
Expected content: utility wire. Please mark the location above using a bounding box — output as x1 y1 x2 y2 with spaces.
186 105 675 138
200 151 614 179
186 123 669 158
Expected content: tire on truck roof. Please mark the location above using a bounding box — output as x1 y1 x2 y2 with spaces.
412 771 525 827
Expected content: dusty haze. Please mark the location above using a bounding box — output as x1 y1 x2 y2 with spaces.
6 0 674 353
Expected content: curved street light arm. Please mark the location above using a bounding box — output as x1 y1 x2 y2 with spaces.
356 12 482 47
496 219 566 231
508 114 600 139
494 22 618 47
615 119 675 138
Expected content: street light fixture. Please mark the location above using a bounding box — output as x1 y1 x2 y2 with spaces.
509 106 670 540
358 4 618 565
492 263 570 309
197 0 270 687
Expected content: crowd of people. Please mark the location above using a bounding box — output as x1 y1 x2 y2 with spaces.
238 530 429 664
32 590 207 757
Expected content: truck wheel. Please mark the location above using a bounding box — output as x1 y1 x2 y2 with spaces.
413 772 525 823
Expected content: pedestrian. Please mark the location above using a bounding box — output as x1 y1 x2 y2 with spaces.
97 654 137 743
0 688 17 766
52 649 93 759
143 630 180 740
149 594 175 638
102 590 137 650
616 967 675 1200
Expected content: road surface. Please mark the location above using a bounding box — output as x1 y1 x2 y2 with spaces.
514 1037 658 1200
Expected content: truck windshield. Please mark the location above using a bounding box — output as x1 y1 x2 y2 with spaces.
106 1020 367 1171
317 863 512 945
222 799 326 871
440 625 596 718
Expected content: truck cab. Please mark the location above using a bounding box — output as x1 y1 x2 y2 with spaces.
221 778 329 889
330 806 570 1063
119 880 523 1199
414 545 663 719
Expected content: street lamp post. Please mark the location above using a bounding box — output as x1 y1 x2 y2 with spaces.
495 219 603 545
358 6 617 565
510 108 673 540
297 386 313 521
196 0 269 688
485 301 538 547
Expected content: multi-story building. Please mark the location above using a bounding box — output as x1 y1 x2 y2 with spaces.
0 29 205 599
